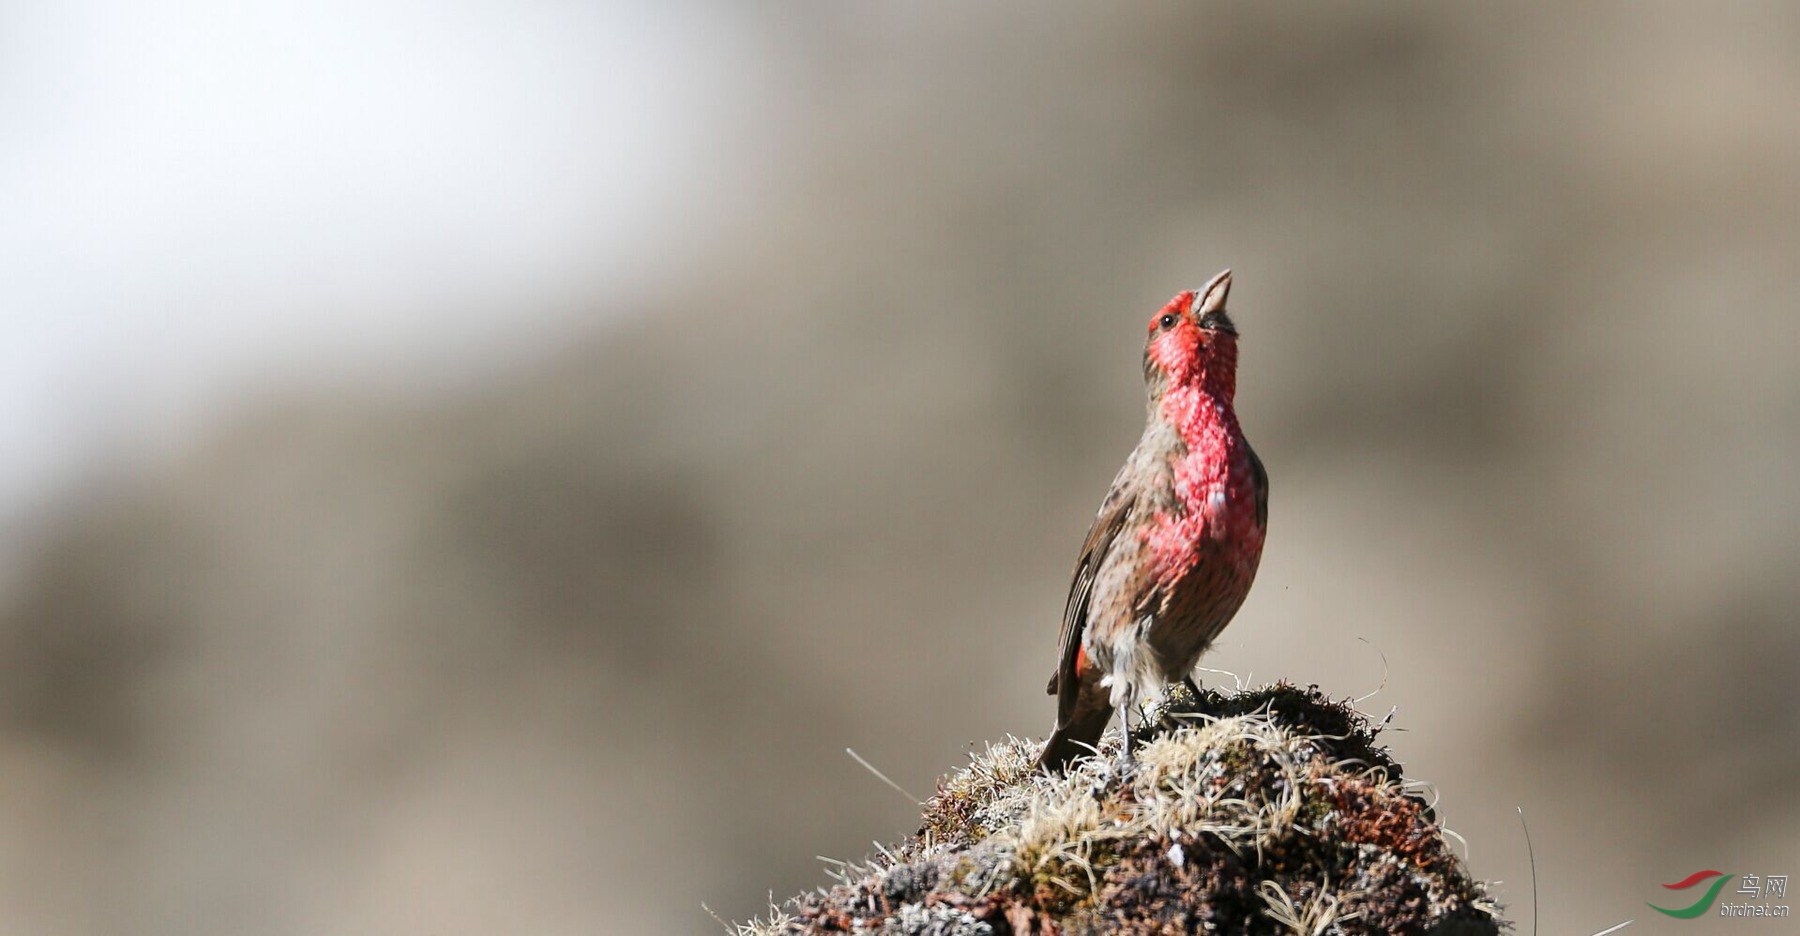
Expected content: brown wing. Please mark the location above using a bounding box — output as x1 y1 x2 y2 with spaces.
1046 479 1136 718
1247 440 1269 528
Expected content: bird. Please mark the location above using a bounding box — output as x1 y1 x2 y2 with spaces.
1038 269 1269 774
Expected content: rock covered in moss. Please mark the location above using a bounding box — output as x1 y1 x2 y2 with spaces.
739 683 1503 935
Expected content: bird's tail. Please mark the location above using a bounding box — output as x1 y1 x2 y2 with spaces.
1035 703 1114 774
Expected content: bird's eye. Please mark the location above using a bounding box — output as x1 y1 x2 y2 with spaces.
1158 314 1178 329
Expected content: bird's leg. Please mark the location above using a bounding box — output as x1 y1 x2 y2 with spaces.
1182 675 1203 700
1116 685 1137 774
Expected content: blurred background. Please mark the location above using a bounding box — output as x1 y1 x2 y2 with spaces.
2 2 1797 934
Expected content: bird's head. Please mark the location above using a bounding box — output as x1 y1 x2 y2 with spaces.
1143 269 1240 402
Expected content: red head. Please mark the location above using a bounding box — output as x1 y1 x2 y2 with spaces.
1144 269 1240 403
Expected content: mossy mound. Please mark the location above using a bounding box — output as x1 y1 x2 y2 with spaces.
738 683 1504 935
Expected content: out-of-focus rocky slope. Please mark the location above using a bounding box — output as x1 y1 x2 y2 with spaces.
0 5 1796 934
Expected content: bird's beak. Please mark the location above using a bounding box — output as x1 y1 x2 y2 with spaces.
1191 269 1231 318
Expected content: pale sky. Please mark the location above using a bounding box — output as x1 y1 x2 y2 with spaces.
0 0 740 527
